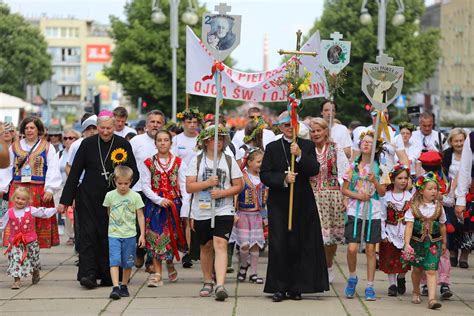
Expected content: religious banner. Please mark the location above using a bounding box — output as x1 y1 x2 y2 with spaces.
321 32 351 74
361 54 404 111
186 27 328 102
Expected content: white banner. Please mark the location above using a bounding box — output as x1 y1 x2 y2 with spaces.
186 27 328 103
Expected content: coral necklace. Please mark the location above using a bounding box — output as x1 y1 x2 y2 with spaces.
157 153 172 171
391 191 405 202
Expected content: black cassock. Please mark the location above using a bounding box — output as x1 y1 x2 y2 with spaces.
261 137 329 294
60 135 139 283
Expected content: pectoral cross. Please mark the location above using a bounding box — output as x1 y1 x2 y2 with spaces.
278 30 317 231
101 168 110 181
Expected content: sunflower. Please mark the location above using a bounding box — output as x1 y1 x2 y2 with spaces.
111 148 127 164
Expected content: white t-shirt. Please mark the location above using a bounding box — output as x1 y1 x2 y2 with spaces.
410 129 448 153
232 128 275 150
114 125 137 137
405 202 447 224
394 135 421 175
186 153 243 220
171 133 198 165
130 133 158 192
331 123 352 150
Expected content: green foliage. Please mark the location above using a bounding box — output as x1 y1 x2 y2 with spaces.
106 0 239 117
0 1 52 99
305 0 440 125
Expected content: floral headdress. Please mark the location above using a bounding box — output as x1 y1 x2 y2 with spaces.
414 171 447 194
176 107 204 122
389 164 410 179
243 117 266 144
359 130 385 153
196 125 230 149
398 121 416 132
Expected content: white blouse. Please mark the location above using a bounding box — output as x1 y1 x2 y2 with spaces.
0 206 58 230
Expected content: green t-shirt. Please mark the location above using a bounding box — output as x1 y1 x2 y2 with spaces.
103 189 144 238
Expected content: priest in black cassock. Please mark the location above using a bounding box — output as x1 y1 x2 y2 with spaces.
58 111 139 288
261 111 329 302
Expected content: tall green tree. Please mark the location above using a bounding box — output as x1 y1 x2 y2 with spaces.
0 2 52 99
106 0 238 117
304 0 440 125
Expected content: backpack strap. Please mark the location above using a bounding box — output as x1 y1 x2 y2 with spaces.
189 152 205 218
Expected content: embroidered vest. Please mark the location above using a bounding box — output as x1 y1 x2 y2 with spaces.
238 170 268 212
313 142 339 190
144 155 182 200
411 202 443 242
7 207 37 244
385 200 409 226
12 139 49 184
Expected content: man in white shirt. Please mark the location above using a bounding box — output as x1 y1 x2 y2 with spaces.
113 106 137 137
171 108 201 165
66 113 98 175
410 112 448 153
232 107 275 150
320 99 352 158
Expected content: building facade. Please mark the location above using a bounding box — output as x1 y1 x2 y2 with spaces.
27 17 123 120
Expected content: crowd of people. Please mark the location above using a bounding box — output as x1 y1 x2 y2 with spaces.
0 101 473 309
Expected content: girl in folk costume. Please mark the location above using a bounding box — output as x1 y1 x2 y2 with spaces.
0 187 58 289
379 164 412 297
403 172 448 310
342 130 387 301
309 118 348 284
141 130 187 287
0 117 62 248
230 148 267 284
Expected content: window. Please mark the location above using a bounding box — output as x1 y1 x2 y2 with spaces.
45 27 60 38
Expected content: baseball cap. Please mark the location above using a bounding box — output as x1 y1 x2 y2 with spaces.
81 115 97 131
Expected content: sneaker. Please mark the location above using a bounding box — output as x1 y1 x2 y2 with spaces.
182 254 193 268
397 277 406 295
388 284 398 296
215 285 229 301
109 286 121 300
328 267 334 284
119 284 130 297
421 285 428 296
440 283 453 299
345 276 358 298
365 286 377 301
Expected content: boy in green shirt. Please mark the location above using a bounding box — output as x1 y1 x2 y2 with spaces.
103 165 145 300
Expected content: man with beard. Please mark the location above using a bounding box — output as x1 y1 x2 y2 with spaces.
58 111 139 288
130 110 164 268
260 111 329 302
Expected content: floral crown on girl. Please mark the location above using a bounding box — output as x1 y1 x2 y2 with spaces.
359 130 384 153
414 171 447 194
389 164 410 179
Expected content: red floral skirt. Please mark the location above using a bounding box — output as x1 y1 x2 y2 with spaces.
3 182 59 248
379 241 409 274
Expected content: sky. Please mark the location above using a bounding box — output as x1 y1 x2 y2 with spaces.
5 0 436 71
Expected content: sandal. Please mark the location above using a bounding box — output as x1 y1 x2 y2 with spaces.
428 299 442 309
237 265 249 282
248 274 264 284
199 281 214 297
11 279 21 290
66 237 75 246
147 273 163 287
32 269 40 284
167 263 178 283
215 285 229 301
411 293 422 304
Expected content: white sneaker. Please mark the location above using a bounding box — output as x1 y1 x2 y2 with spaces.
328 267 334 284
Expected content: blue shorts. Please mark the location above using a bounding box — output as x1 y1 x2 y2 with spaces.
108 237 136 268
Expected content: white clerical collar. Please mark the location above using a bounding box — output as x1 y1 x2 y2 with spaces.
283 136 292 143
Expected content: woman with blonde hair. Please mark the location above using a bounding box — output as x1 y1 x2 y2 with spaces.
309 117 349 284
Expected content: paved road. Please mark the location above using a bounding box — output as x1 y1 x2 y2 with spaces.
1 236 473 315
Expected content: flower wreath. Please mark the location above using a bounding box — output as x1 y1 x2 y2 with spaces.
389 164 410 179
359 129 385 153
243 117 266 144
176 107 204 122
414 171 447 193
196 126 229 148
398 121 416 132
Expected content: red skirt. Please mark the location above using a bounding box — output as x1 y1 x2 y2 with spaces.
3 182 60 249
379 241 409 274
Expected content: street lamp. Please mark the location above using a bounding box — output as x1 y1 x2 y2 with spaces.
360 0 405 55
152 0 198 122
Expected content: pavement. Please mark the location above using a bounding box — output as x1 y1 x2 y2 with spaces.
0 235 473 316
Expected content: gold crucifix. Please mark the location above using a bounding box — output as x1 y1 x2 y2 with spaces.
278 30 317 231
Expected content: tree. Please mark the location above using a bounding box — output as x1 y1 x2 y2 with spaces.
0 2 52 99
106 0 238 117
306 0 440 125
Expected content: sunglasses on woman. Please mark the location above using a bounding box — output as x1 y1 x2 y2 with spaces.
63 137 77 141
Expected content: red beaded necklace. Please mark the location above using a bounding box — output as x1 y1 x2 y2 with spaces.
157 153 172 171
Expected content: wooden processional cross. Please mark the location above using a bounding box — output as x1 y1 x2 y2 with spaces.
278 30 317 231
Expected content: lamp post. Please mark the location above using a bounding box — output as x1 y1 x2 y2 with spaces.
360 0 405 55
152 0 198 121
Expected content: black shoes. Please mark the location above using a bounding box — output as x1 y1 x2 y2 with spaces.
119 284 130 297
421 285 428 296
459 261 469 269
182 254 193 268
440 283 453 299
287 292 302 300
109 286 121 300
80 276 98 289
397 277 406 295
272 292 286 302
388 284 398 296
450 256 458 267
